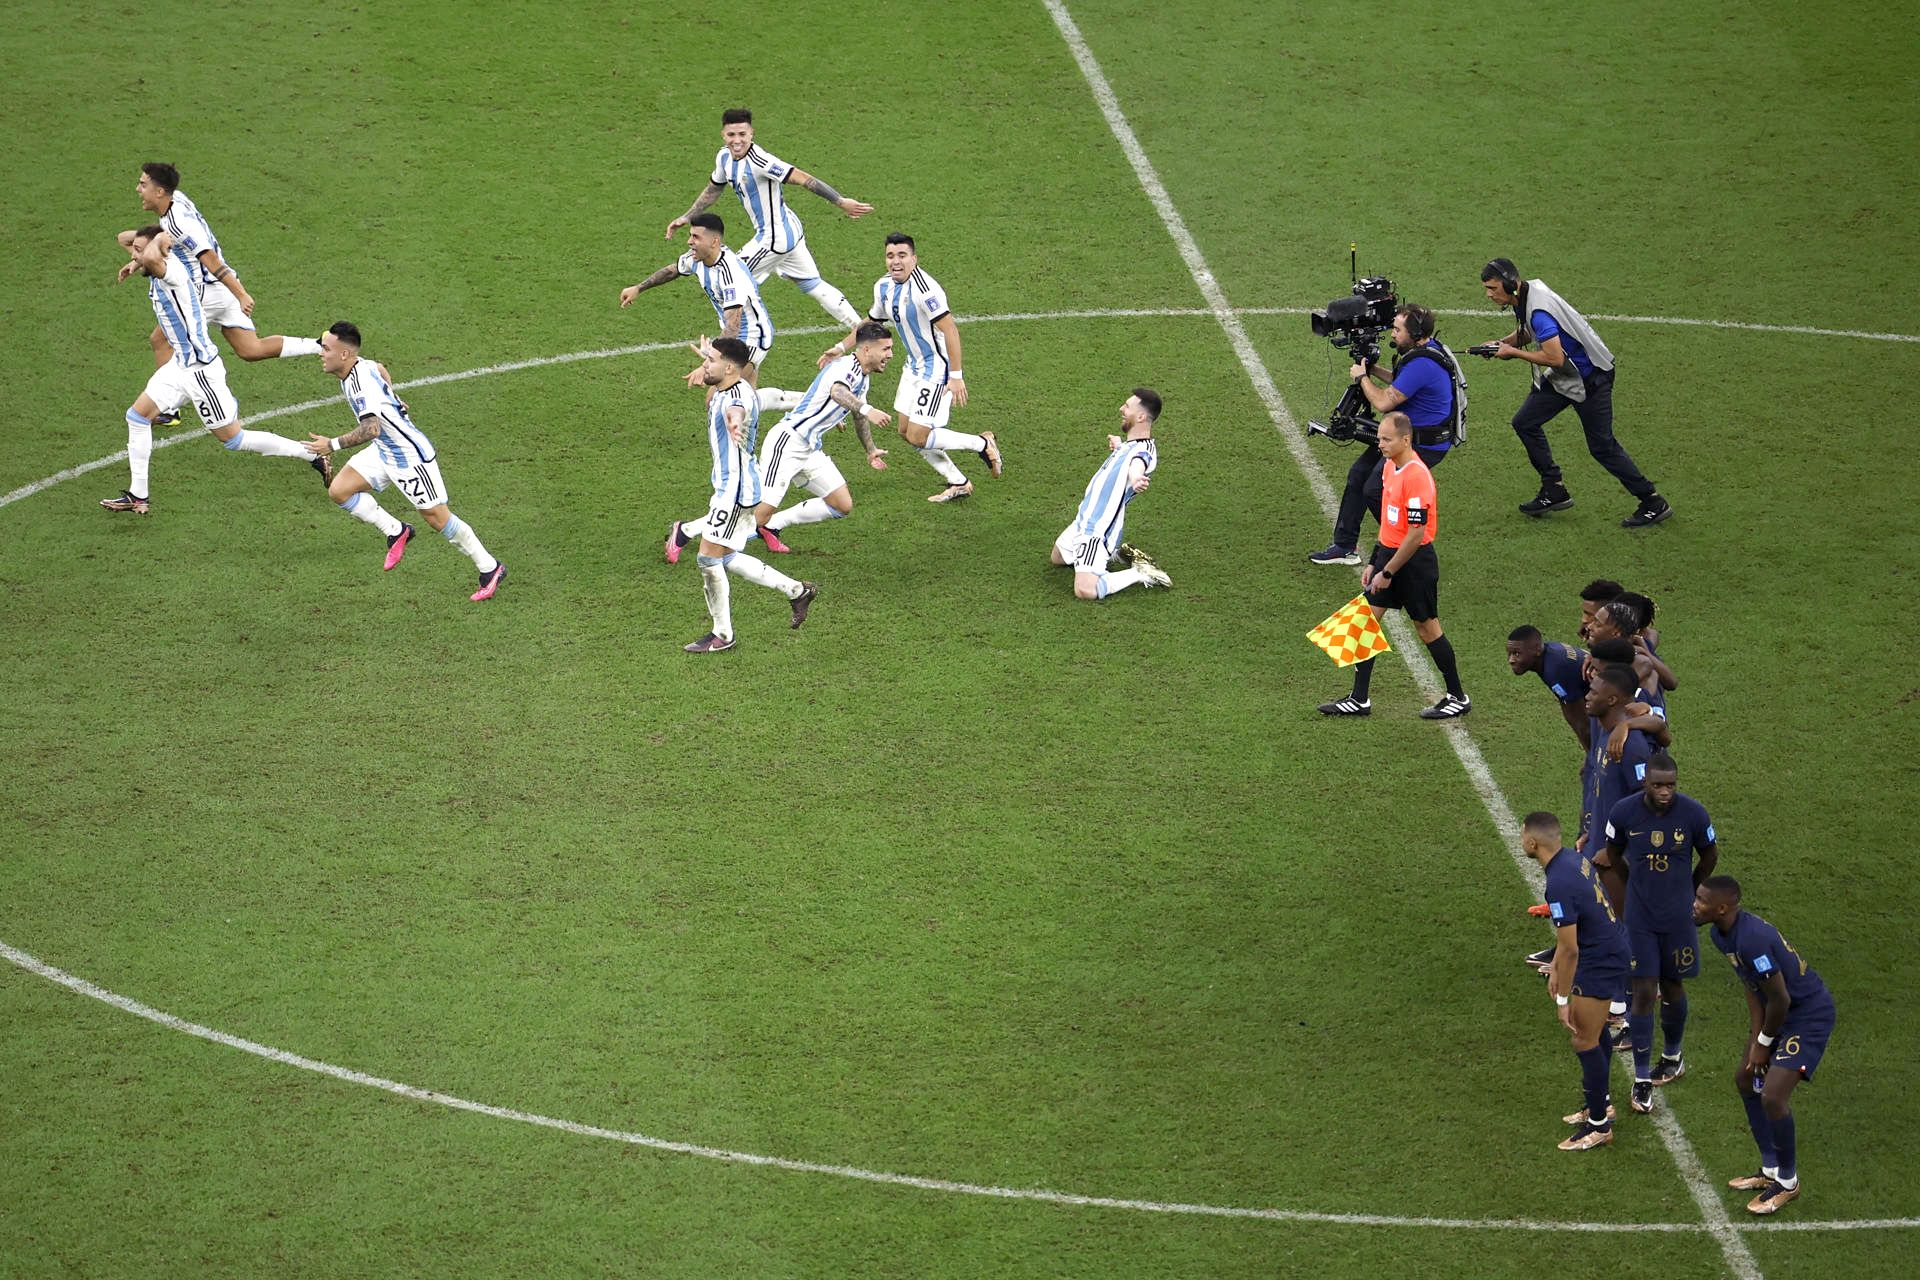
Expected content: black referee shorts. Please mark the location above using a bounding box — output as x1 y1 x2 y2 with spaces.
1366 542 1440 622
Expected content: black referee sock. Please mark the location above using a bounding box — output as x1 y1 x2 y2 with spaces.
1425 634 1464 698
1350 657 1375 702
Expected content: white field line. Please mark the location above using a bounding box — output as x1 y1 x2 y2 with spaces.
1040 0 1769 1273
1 937 1910 1236
7 303 1914 513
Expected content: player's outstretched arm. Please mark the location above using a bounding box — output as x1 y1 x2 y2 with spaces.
666 182 724 240
787 166 873 219
620 263 681 307
819 327 861 368
305 413 383 457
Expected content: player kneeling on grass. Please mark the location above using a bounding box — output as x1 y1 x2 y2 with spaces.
682 337 816 653
304 323 505 602
1050 388 1169 599
101 226 329 515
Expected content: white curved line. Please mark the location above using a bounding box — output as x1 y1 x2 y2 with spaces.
3 937 1909 1235
7 305 1914 514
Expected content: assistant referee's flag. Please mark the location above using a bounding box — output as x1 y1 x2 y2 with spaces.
1307 595 1391 667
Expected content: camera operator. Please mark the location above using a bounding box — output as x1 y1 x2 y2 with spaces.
1478 258 1671 529
1307 304 1460 566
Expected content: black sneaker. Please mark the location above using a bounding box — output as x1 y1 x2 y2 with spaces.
1621 495 1673 528
1519 487 1574 517
152 409 181 428
311 453 333 488
1317 696 1371 716
1419 693 1472 719
1523 946 1555 976
99 489 150 514
1650 1055 1687 1086
1307 544 1362 566
1630 1080 1655 1114
789 582 818 630
683 631 736 654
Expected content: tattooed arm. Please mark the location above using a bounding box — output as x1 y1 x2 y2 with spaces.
828 382 890 468
620 262 682 307
666 182 725 240
787 165 873 219
306 412 382 457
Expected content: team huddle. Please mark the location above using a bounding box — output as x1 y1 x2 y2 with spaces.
1507 584 1834 1214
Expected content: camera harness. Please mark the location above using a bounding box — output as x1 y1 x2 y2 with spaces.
1395 339 1469 448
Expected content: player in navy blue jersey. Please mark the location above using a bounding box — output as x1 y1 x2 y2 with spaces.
1588 599 1677 701
1523 811 1632 1150
1604 752 1717 1113
1578 578 1625 642
1695 876 1836 1215
1579 667 1654 858
1506 625 1591 748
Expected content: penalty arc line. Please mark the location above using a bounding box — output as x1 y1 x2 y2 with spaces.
0 937 1911 1237
6 305 1915 514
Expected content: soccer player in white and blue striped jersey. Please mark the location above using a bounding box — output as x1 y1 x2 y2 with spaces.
304 323 506 602
675 337 816 654
100 226 326 515
665 108 871 329
1050 389 1171 599
823 234 1000 503
751 322 895 545
621 213 780 388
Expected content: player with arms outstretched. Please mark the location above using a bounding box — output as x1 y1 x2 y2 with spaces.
1050 389 1170 599
101 225 327 514
304 322 506 602
622 213 784 398
667 108 871 329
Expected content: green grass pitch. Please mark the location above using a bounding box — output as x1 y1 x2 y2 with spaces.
2 2 1915 1276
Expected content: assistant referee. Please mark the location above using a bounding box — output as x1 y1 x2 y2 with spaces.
1318 412 1471 719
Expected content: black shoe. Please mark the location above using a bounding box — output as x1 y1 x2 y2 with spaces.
1307 543 1362 566
311 453 333 488
1630 1080 1655 1115
151 409 181 428
1519 487 1574 517
1317 696 1371 716
1650 1055 1687 1086
789 582 817 629
1419 693 1471 719
1523 946 1555 976
1621 495 1672 528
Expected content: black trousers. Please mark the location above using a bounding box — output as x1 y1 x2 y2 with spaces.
1509 367 1655 499
1332 442 1449 551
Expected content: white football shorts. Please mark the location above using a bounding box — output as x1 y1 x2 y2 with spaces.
893 371 953 429
143 357 239 430
700 496 758 551
345 447 450 511
740 234 823 286
758 425 847 508
197 280 255 333
1054 523 1116 573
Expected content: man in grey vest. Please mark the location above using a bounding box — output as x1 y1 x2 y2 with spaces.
1480 259 1671 528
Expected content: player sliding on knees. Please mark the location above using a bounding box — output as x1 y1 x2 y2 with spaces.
822 233 998 502
668 108 872 331
678 337 817 653
304 323 506 602
1049 389 1170 599
101 225 329 515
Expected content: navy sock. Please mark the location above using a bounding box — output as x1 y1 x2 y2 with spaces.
1577 1044 1611 1123
1773 1110 1796 1183
1742 1092 1778 1170
1351 656 1375 702
1424 634 1465 697
1660 994 1688 1058
1628 1011 1654 1080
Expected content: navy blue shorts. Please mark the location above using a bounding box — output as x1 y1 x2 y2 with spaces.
1773 1002 1836 1081
1628 919 1702 982
1571 960 1630 1004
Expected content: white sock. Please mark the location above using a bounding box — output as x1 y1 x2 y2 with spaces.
697 555 733 639
440 513 498 573
1610 1001 1628 1018
927 426 985 453
274 335 322 358
724 551 802 599
757 386 802 413
224 428 313 459
918 446 966 484
1097 568 1144 599
340 491 403 537
801 280 859 328
767 498 842 531
126 410 153 497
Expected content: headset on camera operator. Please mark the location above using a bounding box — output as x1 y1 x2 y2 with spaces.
1307 303 1464 566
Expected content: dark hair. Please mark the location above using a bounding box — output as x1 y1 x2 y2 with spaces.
720 108 752 126
688 212 725 235
1700 874 1741 902
884 232 916 252
1132 387 1163 421
1507 625 1542 644
1588 637 1634 665
710 335 750 366
1598 665 1638 696
853 320 891 346
1581 578 1625 604
327 320 363 348
134 223 166 241
1613 590 1657 631
1398 303 1436 341
141 162 180 193
1647 750 1677 774
1601 600 1642 636
1482 257 1520 291
1523 811 1562 840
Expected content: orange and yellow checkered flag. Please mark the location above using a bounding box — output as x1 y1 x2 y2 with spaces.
1307 595 1391 668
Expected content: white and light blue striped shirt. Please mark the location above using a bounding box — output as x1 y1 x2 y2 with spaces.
148 255 219 368
162 190 229 288
870 269 950 382
677 247 774 353
711 145 802 252
707 381 762 507
1074 438 1158 546
774 354 870 450
343 359 435 469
